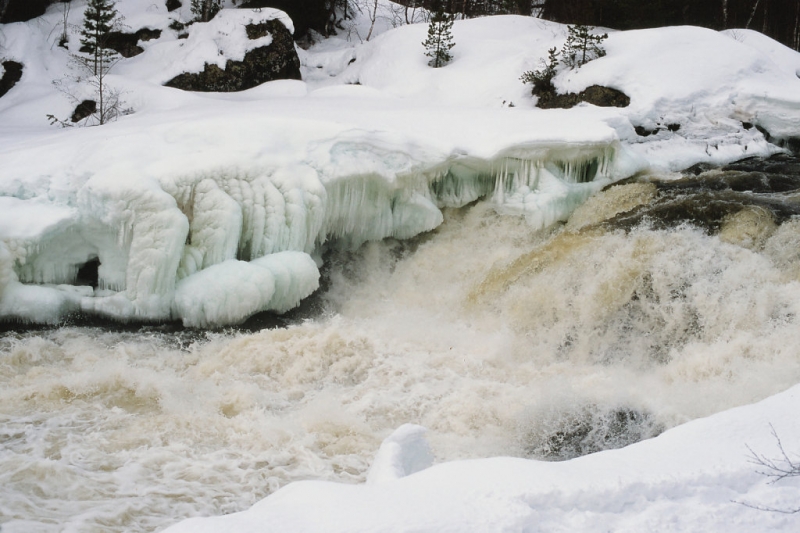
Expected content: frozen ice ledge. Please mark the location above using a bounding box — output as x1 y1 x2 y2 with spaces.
0 113 639 327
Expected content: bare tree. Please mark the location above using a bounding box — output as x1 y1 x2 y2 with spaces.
58 0 72 47
365 0 379 40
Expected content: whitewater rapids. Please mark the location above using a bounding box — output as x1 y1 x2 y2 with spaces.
3 166 800 532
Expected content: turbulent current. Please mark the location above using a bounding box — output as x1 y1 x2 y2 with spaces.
4 155 800 532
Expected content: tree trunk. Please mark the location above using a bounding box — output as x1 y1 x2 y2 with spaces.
746 0 761 29
366 0 379 40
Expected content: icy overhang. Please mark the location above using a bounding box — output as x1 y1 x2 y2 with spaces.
0 94 640 327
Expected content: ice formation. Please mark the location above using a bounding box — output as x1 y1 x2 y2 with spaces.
0 122 629 326
1 5 799 328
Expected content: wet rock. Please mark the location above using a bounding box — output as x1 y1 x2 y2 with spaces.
604 154 800 233
164 19 301 92
166 0 181 11
0 61 23 98
521 405 663 461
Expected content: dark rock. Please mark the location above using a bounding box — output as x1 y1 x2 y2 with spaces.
755 124 772 141
246 21 272 39
166 0 181 12
164 19 301 92
634 125 656 137
0 61 23 98
240 0 330 38
535 84 630 109
0 0 50 23
80 29 162 58
71 100 97 123
523 406 663 461
605 154 800 233
634 122 681 137
742 121 754 130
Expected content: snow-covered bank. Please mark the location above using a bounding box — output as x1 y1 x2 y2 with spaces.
0 93 633 325
164 385 800 533
3 2 799 326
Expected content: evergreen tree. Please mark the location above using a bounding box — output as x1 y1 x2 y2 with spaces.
422 9 455 68
560 24 608 68
80 0 119 76
76 0 125 125
520 46 559 94
191 0 221 22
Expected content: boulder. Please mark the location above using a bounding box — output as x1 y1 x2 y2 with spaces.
164 19 300 92
0 61 23 98
71 100 97 123
536 84 630 110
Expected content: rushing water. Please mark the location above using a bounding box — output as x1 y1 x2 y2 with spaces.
3 155 800 532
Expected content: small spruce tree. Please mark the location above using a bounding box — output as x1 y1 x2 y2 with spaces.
561 24 608 69
422 9 455 68
520 46 559 95
80 0 119 76
191 0 221 23
69 0 127 125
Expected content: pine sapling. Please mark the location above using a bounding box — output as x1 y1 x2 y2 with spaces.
561 24 608 69
422 9 455 68
520 46 559 95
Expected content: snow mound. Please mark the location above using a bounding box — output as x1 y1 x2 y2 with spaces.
366 424 434 485
173 251 318 328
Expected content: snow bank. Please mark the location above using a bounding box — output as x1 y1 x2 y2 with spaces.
163 384 800 532
3 6 800 326
0 82 633 325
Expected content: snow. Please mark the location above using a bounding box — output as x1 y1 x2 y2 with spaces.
3 2 800 529
2 3 798 326
114 8 292 85
173 251 319 328
163 384 800 533
365 424 434 485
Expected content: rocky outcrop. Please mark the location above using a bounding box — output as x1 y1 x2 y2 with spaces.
164 19 301 92
536 84 630 110
0 0 50 23
106 29 162 58
79 29 162 59
0 61 23 98
240 0 328 37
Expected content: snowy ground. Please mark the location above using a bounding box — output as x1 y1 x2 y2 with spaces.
2 1 800 532
165 386 800 533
